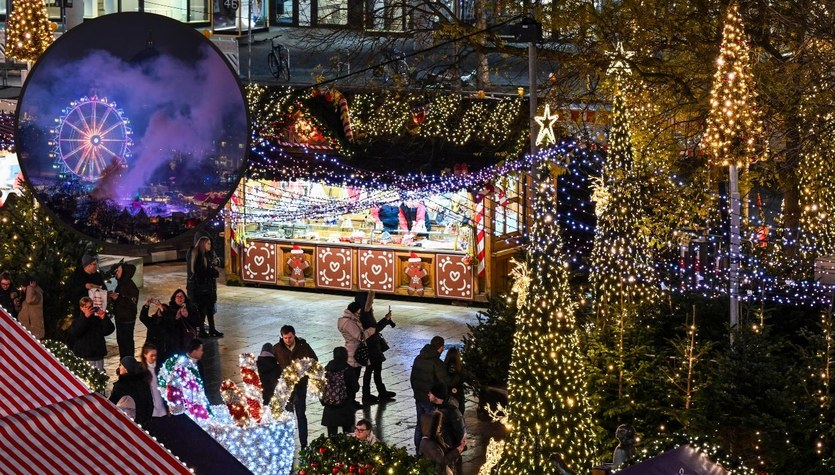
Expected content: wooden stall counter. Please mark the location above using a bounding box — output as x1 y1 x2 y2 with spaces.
240 238 478 301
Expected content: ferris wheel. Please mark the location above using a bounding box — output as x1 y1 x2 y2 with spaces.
50 96 133 182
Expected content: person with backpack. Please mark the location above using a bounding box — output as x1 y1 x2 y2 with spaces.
320 346 359 436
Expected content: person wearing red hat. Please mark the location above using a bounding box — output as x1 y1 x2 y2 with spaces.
287 244 309 287
404 252 428 296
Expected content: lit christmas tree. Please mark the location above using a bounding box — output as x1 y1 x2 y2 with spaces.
702 1 764 168
5 0 54 63
495 161 596 473
589 87 659 322
798 85 835 260
0 186 90 337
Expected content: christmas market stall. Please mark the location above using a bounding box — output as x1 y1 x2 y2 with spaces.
226 85 537 302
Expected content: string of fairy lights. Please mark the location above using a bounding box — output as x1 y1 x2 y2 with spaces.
235 111 835 309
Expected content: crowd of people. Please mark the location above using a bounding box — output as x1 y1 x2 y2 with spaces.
1 232 473 475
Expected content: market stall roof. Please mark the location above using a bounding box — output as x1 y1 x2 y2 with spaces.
0 307 192 474
617 444 729 475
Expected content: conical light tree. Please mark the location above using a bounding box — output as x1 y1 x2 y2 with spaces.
702 1 763 338
589 85 659 324
702 1 763 168
5 0 54 63
495 160 596 473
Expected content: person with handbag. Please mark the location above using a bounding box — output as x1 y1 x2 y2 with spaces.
337 301 385 407
188 235 224 338
355 291 396 405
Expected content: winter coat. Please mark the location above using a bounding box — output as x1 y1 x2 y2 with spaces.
434 397 466 451
109 369 153 425
273 337 318 368
67 267 105 311
419 437 458 475
337 310 377 368
112 264 139 324
257 352 282 404
70 312 115 360
321 347 359 429
18 284 44 338
359 309 391 364
410 345 460 403
188 238 219 305
140 305 168 362
161 299 201 356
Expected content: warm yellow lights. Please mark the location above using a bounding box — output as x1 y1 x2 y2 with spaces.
702 1 764 168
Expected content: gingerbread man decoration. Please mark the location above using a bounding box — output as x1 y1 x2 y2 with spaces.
287 244 309 287
404 252 428 296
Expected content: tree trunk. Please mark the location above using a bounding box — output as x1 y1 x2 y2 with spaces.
474 0 490 88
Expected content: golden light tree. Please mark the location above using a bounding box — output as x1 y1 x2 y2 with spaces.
702 1 764 168
495 160 596 473
702 1 763 337
5 0 54 63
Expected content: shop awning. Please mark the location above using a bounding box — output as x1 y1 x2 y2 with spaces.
0 307 192 474
617 444 729 475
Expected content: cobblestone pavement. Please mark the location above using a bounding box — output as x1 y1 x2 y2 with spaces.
102 262 504 474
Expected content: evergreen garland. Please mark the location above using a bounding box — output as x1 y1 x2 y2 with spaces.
297 434 433 475
42 339 109 393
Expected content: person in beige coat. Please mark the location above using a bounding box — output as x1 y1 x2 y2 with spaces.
18 276 44 338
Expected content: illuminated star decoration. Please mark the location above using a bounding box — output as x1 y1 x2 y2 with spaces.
606 41 635 76
535 104 558 146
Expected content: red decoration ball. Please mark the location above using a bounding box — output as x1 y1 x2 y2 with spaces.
332 467 340 474
299 471 306 475
319 447 328 454
358 468 365 474
349 465 356 472
311 462 319 468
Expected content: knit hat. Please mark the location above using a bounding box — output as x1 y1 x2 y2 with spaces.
291 244 303 255
429 382 448 400
120 357 140 374
408 252 421 263
81 254 97 267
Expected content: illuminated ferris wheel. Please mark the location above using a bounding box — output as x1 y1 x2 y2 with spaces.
50 96 133 182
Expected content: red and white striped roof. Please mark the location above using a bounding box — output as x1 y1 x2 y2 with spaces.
0 308 192 474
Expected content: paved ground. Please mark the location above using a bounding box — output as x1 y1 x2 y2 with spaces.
101 262 504 474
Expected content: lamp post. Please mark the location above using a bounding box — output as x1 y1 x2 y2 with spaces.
729 163 740 339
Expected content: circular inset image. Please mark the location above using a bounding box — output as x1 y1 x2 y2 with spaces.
16 12 248 245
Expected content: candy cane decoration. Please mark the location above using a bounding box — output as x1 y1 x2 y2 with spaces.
239 353 264 423
473 182 509 278
330 89 353 141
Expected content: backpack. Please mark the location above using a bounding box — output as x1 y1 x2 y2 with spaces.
319 368 348 406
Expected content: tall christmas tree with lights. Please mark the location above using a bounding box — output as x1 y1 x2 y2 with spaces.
702 1 763 337
5 0 54 63
589 87 658 323
495 161 596 474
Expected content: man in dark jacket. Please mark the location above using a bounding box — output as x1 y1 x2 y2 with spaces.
111 263 139 359
429 383 466 474
71 296 115 372
409 335 459 455
257 342 282 405
273 325 318 448
67 254 105 315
